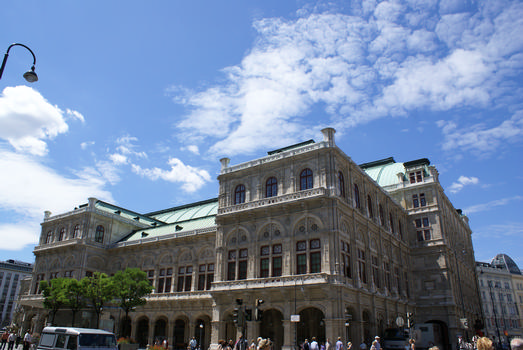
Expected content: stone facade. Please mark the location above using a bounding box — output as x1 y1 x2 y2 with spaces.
18 128 480 350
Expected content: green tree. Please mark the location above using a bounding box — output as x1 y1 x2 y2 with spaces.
112 268 153 336
63 278 87 327
80 272 115 329
40 278 69 325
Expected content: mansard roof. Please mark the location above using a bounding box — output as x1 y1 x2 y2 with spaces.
360 157 431 188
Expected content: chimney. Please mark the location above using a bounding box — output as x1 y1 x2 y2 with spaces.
321 127 336 145
220 158 230 171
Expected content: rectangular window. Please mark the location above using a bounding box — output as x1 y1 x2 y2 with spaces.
384 262 391 291
147 270 154 286
310 252 321 273
372 256 380 288
206 264 214 290
342 241 351 279
260 258 270 278
420 193 426 206
413 194 419 208
198 265 206 291
272 256 282 277
297 254 307 274
227 262 236 281
238 260 248 280
416 171 423 182
357 249 366 284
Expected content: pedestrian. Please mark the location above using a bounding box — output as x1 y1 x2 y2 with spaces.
347 342 352 350
23 333 32 350
326 339 332 350
374 337 381 350
311 338 319 350
1 331 8 350
511 338 523 350
162 338 168 349
336 338 344 350
249 339 256 350
304 339 310 350
360 341 367 350
190 337 198 350
7 333 15 350
477 338 493 350
408 339 415 350
370 341 377 350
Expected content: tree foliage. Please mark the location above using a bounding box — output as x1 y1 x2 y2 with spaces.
39 269 153 329
112 268 153 336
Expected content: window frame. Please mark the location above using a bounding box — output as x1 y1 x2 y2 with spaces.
234 184 246 204
265 177 278 198
300 168 313 190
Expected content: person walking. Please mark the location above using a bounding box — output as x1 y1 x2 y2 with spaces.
7 333 15 350
1 331 8 350
374 337 381 350
336 338 344 350
190 337 198 350
326 339 332 350
23 333 31 350
310 338 319 350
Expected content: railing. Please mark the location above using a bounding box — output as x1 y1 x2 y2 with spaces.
221 141 330 174
217 188 327 215
112 226 217 248
211 273 337 291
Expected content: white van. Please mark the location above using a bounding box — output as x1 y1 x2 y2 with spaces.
37 327 117 350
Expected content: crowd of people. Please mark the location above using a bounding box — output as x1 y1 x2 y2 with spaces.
0 331 33 350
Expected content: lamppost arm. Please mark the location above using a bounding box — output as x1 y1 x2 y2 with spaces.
0 43 38 82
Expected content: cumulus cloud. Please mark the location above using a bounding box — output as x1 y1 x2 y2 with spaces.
132 158 212 193
0 86 82 156
437 111 523 154
0 146 113 250
172 0 523 158
448 175 479 193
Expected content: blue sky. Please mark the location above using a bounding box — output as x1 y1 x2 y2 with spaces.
1 0 522 267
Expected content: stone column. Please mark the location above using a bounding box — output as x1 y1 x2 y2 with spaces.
282 319 295 350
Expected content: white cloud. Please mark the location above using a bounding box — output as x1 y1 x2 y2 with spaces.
132 158 212 193
0 146 113 250
448 175 479 193
182 145 200 155
173 1 523 157
0 86 81 156
463 196 523 214
81 141 95 150
438 111 523 154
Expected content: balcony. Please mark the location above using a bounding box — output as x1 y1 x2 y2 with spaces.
217 187 328 215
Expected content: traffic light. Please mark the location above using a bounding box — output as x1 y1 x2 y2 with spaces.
233 307 240 325
407 312 414 329
255 299 264 321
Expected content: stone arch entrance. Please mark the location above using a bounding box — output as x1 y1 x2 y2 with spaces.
154 318 168 344
259 309 284 350
297 307 325 344
425 320 449 350
136 317 150 348
173 318 188 350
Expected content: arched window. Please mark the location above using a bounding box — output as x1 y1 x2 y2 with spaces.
367 195 373 218
300 168 313 190
95 225 104 243
338 172 345 197
379 204 385 225
234 184 246 204
45 231 52 244
73 224 80 238
58 227 66 241
266 177 278 198
354 184 360 208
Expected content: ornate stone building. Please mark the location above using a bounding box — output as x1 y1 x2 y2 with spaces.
476 255 523 346
19 128 480 350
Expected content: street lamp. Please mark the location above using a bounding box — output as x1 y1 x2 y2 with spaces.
199 322 204 350
0 43 38 82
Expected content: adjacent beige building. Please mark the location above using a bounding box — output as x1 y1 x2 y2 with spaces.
18 128 480 350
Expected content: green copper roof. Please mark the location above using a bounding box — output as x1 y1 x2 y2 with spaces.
360 158 407 187
95 200 164 226
147 198 218 224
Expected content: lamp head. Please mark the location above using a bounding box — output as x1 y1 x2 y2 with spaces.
23 66 38 83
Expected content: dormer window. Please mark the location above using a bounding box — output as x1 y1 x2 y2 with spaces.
409 171 423 184
300 168 313 190
234 184 246 204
